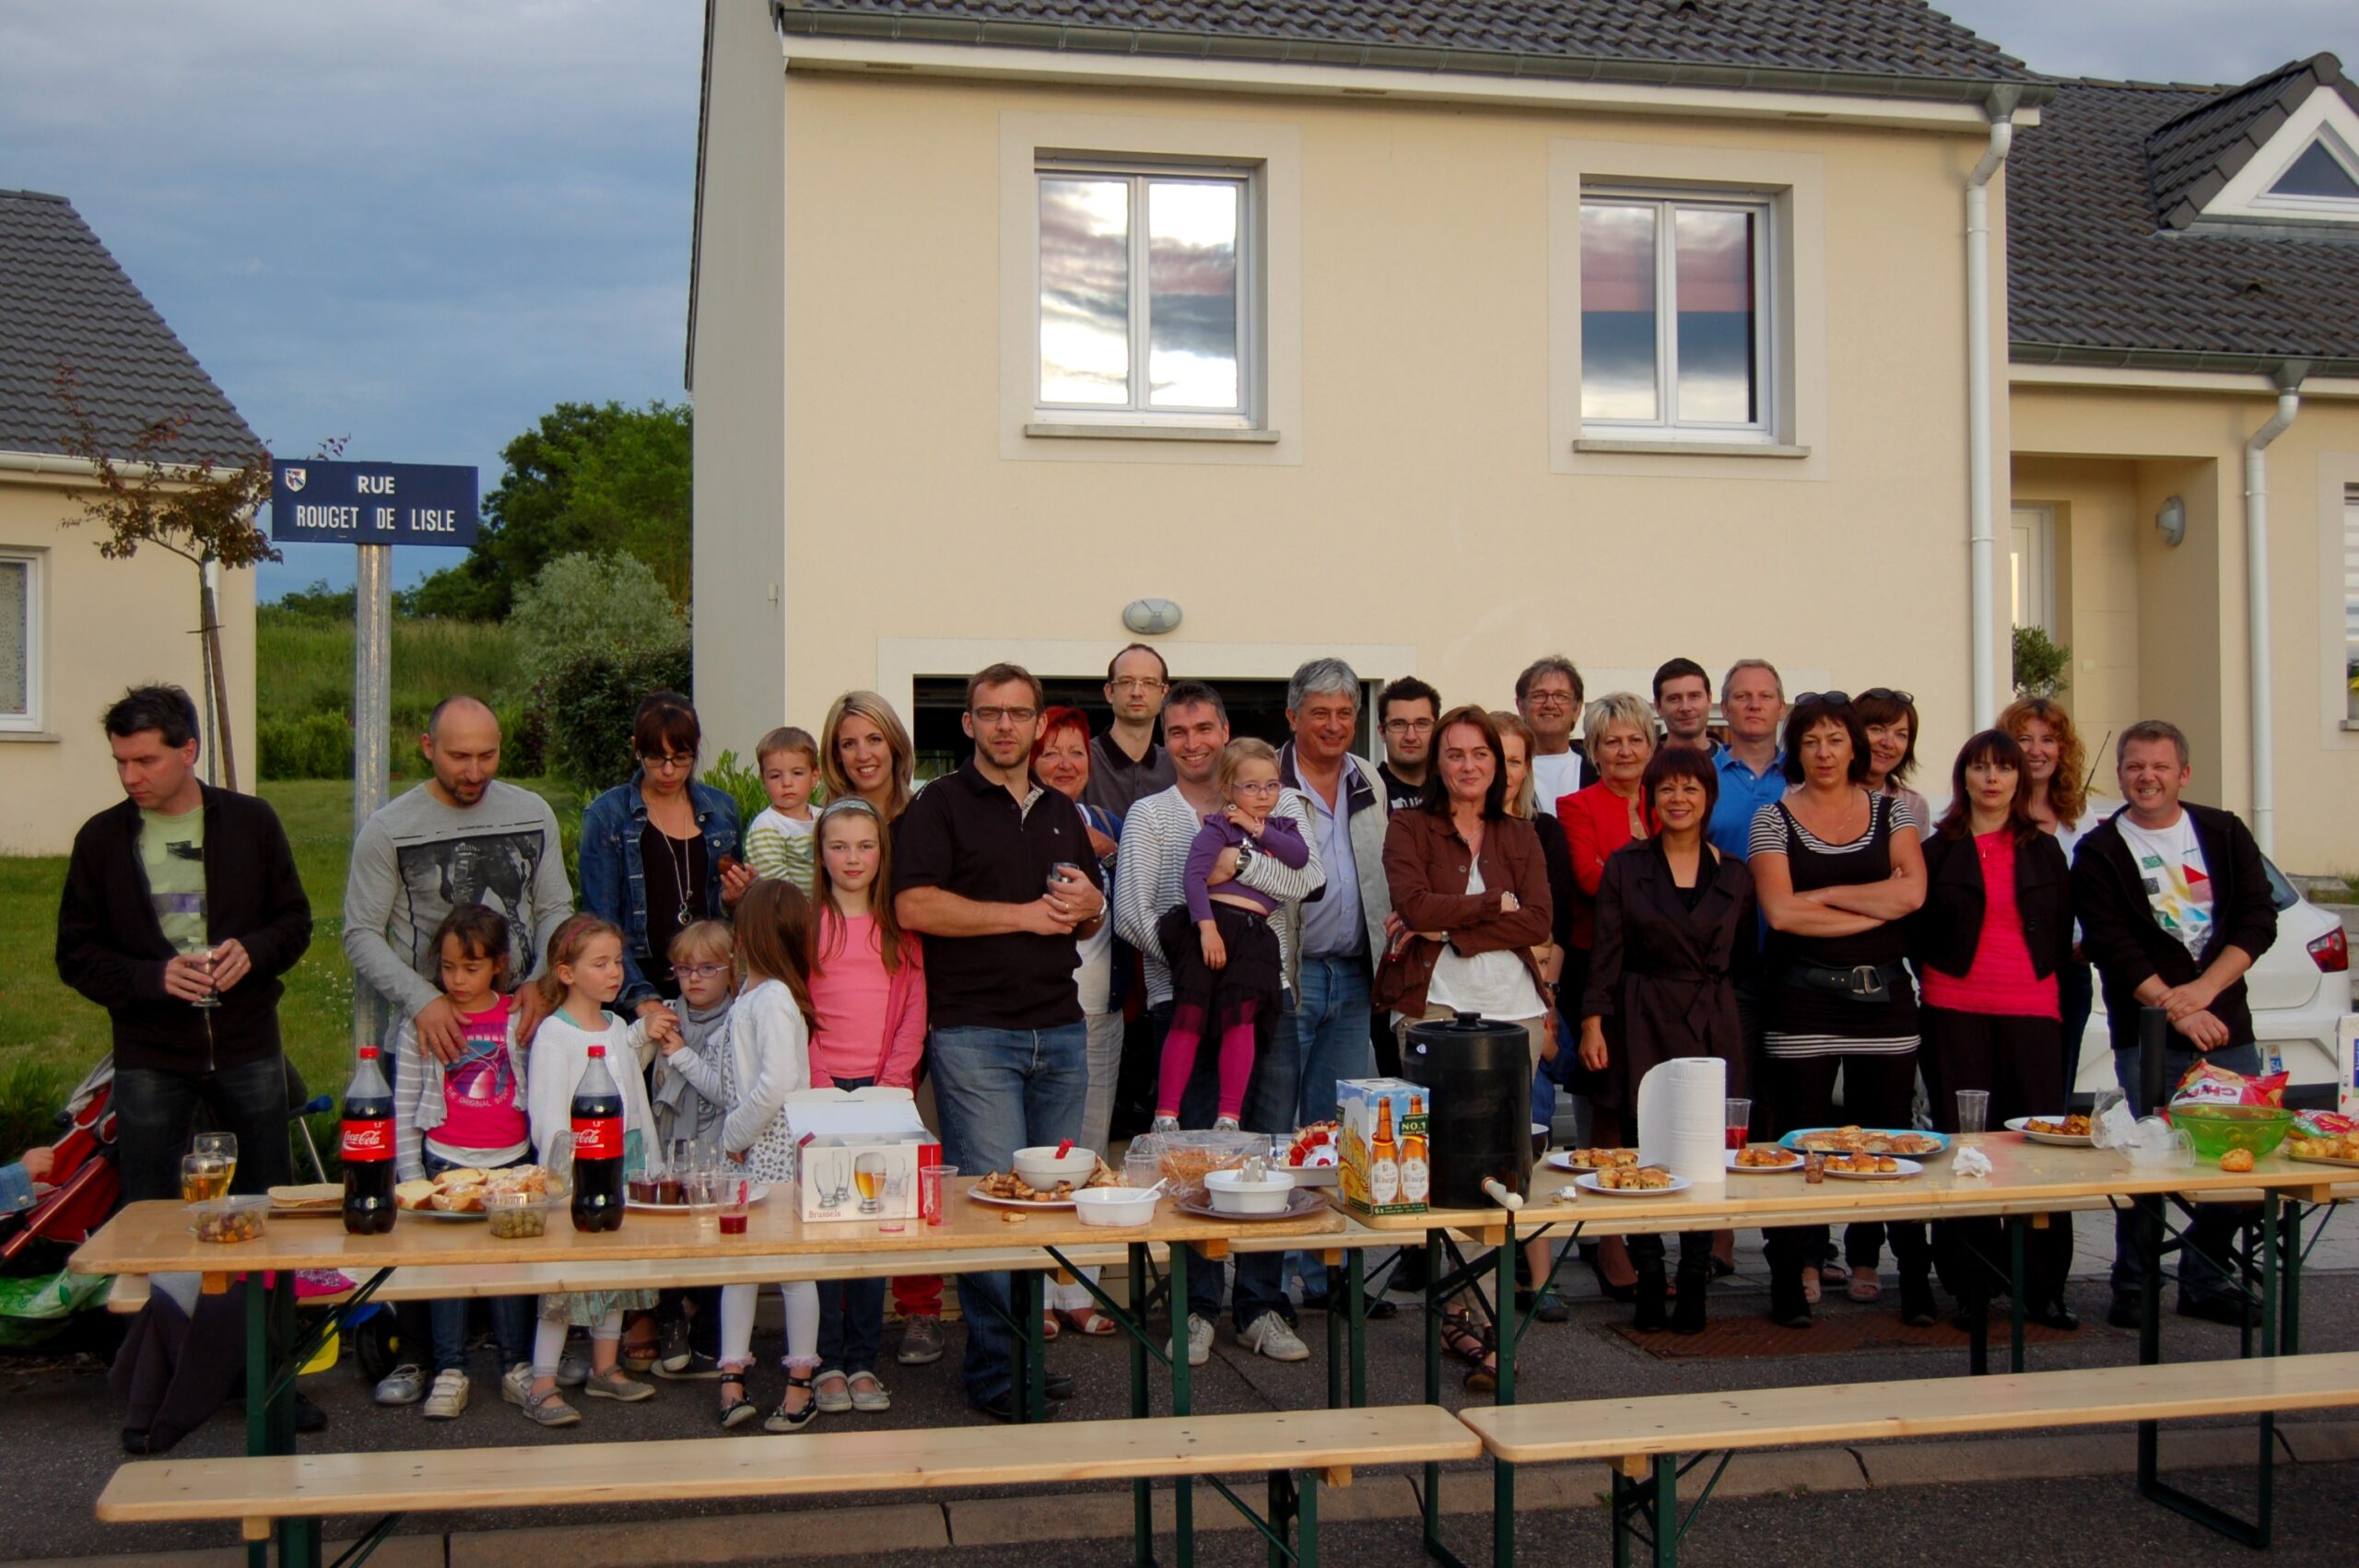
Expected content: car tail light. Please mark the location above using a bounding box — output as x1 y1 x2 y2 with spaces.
2307 927 2348 973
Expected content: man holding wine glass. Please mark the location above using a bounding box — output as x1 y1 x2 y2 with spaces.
57 685 313 1205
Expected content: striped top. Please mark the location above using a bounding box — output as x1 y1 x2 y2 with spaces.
1750 792 1920 1059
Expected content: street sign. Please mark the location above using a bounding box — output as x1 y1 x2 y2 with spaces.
268 459 478 546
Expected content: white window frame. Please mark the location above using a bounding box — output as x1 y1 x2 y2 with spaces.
2203 90 2359 227
1577 188 1778 442
1032 157 1262 431
0 548 41 734
2254 124 2359 219
2343 485 2359 724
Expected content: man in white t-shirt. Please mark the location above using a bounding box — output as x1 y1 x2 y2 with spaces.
2072 720 2277 1328
1515 655 1594 813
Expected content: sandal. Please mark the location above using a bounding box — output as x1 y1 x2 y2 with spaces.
619 1328 661 1374
717 1374 757 1430
1057 1307 1119 1338
1848 1269 1884 1304
1439 1307 1498 1392
1042 1311 1060 1342
1802 1270 1823 1305
765 1368 818 1433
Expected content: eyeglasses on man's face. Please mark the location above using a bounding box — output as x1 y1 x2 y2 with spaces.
971 706 1039 728
1383 718 1437 735
1107 677 1168 694
1524 689 1578 709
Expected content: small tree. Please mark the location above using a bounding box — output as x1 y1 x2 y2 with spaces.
53 367 278 790
2013 625 2072 700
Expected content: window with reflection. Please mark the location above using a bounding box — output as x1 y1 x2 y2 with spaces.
1039 164 1251 420
0 554 35 729
1579 193 1771 437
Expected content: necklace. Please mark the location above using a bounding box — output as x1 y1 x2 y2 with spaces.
655 817 697 927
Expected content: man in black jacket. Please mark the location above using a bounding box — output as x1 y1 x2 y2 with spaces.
56 686 312 1204
2071 719 2276 1328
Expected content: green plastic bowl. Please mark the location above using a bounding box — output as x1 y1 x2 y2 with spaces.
2168 1104 2294 1161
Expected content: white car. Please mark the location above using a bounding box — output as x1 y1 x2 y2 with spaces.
2072 852 2352 1106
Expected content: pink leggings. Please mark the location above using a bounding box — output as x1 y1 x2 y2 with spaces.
1156 1000 1261 1122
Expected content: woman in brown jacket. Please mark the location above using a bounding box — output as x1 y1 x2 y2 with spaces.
1377 705 1553 1388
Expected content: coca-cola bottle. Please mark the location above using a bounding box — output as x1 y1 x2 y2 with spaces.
341 1045 397 1235
569 1042 627 1233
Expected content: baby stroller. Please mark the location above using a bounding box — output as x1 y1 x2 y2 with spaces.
0 1059 123 1348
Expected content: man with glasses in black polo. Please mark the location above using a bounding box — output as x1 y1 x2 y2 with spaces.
894 663 1107 1421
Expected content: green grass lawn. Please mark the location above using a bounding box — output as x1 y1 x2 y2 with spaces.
0 776 579 1159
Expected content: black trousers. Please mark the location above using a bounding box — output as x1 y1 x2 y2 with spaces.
1763 1049 1931 1281
1918 1006 2074 1305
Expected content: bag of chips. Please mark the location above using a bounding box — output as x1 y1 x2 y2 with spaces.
2168 1059 2288 1110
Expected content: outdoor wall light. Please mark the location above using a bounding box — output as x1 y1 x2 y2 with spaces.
2156 496 2187 547
1123 598 1182 635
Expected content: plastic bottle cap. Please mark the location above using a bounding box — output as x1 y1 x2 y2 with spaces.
588 1044 605 1057
358 1047 380 1059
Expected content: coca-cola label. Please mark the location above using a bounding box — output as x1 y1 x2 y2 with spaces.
343 1118 394 1162
573 1115 622 1160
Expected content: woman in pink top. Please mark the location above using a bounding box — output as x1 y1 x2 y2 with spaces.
1909 731 2078 1330
805 797 927 1413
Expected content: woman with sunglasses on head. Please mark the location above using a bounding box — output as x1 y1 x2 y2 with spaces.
1837 687 1930 1304
1910 730 2078 1329
1749 692 1931 1328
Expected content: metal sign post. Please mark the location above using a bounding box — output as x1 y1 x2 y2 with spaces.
270 458 479 1059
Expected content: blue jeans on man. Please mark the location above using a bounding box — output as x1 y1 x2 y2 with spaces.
114 1056 291 1203
2110 1041 2259 1309
926 1023 1089 1410
1289 955 1372 1300
1149 993 1301 1331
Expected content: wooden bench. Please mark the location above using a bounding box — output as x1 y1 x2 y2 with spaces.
1458 1352 2359 1566
99 1403 1480 1567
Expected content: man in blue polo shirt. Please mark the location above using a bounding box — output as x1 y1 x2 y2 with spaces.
1709 659 1788 858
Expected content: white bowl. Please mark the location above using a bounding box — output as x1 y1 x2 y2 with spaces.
1013 1145 1098 1191
1072 1187 1158 1227
1203 1169 1292 1214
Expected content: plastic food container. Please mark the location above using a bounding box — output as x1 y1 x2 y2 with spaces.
1145 1129 1270 1202
2170 1104 2294 1161
1072 1187 1159 1227
486 1189 551 1239
187 1195 270 1244
1203 1168 1292 1215
1012 1145 1097 1191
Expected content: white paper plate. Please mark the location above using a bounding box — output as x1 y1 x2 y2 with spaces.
2005 1117 2095 1147
966 1188 1078 1211
1822 1157 1924 1182
1725 1150 1804 1175
1573 1172 1691 1198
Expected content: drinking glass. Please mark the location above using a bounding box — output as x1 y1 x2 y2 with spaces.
920 1164 957 1225
193 1132 238 1191
878 1166 912 1234
180 1153 231 1203
720 1178 750 1235
190 945 222 1011
1724 1099 1753 1153
1955 1090 1990 1136
686 1174 722 1241
854 1153 886 1215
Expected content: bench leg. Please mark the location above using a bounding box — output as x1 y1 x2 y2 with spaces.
1492 1237 1518 1568
1130 1243 1155 1568
1346 1248 1367 1410
1298 1469 1320 1568
2007 1215 2027 1375
246 1271 319 1568
1420 1235 1444 1562
1170 1242 1193 1568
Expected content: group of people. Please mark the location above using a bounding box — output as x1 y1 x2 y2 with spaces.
51 641 2279 1445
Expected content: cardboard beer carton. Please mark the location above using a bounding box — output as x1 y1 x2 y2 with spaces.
1337 1077 1429 1217
786 1087 932 1223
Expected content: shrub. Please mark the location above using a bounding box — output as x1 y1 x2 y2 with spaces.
543 643 695 798
0 1057 66 1166
703 749 769 829
258 710 354 780
510 553 687 691
2013 625 2071 700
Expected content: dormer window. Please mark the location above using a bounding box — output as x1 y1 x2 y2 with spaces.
2269 137 2359 202
2197 84 2359 226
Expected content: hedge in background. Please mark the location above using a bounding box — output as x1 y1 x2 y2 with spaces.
544 644 696 798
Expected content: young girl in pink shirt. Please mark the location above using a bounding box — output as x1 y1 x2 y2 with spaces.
804 797 927 1413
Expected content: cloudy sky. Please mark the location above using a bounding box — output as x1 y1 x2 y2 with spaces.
2 2 2351 599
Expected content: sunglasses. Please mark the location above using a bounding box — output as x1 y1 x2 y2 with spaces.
1860 687 1916 707
1792 691 1851 708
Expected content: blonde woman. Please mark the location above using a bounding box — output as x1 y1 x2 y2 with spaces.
819 691 917 822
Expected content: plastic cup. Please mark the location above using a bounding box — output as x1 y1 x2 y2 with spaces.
686 1174 721 1241
720 1179 750 1235
920 1164 957 1225
1725 1098 1753 1152
1955 1090 1991 1135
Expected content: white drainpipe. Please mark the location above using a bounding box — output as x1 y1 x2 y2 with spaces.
2245 367 2305 857
1965 103 2016 729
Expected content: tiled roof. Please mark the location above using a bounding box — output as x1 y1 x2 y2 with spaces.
779 1 2036 88
0 189 258 465
2144 54 2359 230
2008 65 2359 368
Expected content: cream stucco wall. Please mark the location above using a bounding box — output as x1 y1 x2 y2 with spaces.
695 66 2007 774
2011 383 2359 872
0 468 257 855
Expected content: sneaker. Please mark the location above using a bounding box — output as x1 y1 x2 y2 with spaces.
1212 1116 1241 1132
812 1368 853 1413
422 1370 470 1421
1241 1311 1309 1363
582 1366 656 1402
655 1349 722 1380
658 1316 694 1375
1169 1313 1215 1368
518 1387 580 1428
371 1363 426 1407
1149 1116 1181 1134
555 1352 590 1387
500 1363 534 1407
897 1315 945 1365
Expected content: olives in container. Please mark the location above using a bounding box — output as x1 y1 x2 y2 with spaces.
486 1190 548 1239
187 1195 270 1244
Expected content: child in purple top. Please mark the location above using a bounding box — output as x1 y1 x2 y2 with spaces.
1152 740 1309 1129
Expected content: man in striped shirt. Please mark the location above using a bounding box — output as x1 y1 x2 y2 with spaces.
1114 681 1325 1365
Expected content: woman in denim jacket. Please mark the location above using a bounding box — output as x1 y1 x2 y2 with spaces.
578 691 749 1024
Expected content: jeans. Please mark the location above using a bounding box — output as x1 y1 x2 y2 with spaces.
927 1023 1089 1407
114 1056 291 1203
2110 1041 2259 1305
817 1279 885 1374
1291 956 1372 1300
422 1151 535 1375
1150 993 1299 1330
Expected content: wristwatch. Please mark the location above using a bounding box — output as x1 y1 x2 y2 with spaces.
1234 839 1256 877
